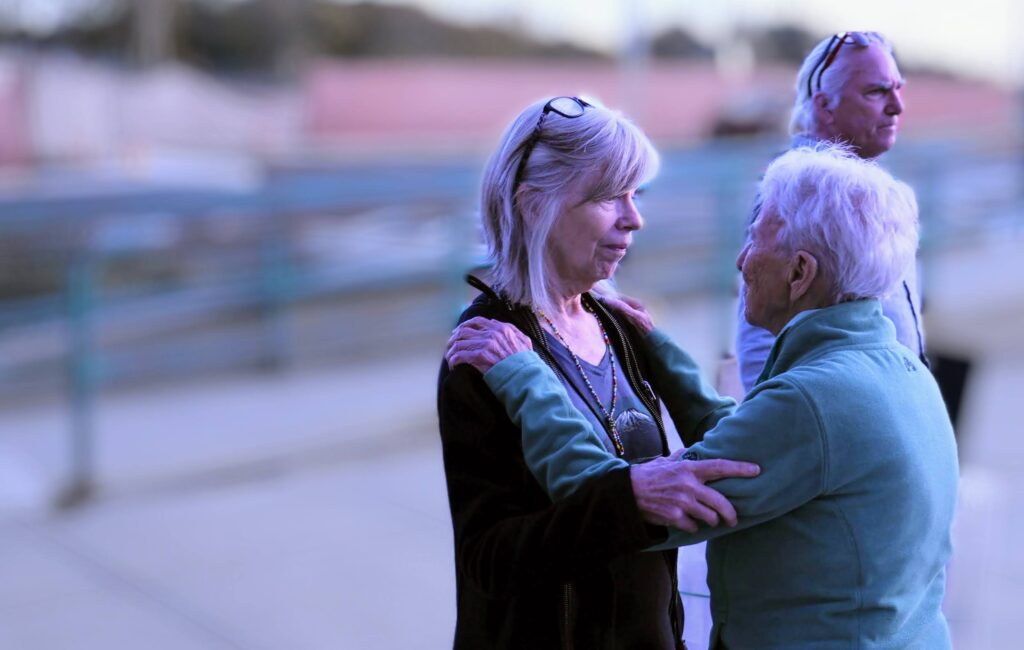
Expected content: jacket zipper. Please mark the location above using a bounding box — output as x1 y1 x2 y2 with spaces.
591 299 687 643
588 297 669 449
507 296 675 648
561 581 575 650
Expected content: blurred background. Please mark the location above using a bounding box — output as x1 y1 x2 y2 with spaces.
0 0 1021 648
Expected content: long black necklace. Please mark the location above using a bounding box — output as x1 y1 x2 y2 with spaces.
536 304 625 456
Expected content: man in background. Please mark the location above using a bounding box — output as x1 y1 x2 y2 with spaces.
735 31 930 394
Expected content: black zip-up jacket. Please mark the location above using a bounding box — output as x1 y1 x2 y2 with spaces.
437 278 690 649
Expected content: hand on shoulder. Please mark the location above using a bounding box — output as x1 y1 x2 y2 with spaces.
600 293 655 335
446 317 533 375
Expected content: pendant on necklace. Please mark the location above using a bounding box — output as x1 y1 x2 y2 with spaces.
607 417 624 455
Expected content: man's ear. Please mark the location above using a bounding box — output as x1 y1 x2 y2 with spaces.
788 250 819 302
812 93 834 129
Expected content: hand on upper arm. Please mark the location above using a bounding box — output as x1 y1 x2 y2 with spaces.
686 379 826 524
630 449 760 532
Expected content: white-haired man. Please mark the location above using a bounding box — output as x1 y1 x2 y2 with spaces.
736 31 927 393
449 144 959 648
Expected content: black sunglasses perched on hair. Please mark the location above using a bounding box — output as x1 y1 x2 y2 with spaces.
513 96 593 191
806 31 874 97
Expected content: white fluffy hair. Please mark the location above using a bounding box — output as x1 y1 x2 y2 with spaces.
790 32 896 135
758 143 919 303
479 97 659 312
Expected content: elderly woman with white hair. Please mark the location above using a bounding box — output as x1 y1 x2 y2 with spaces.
437 97 760 649
449 144 959 649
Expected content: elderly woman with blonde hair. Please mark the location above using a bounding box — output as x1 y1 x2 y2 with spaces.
450 144 959 649
437 96 759 649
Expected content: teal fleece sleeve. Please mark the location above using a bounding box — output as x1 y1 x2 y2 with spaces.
643 328 736 445
484 350 827 552
649 376 827 549
483 329 735 502
484 351 628 501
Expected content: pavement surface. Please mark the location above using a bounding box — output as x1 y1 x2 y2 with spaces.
2 239 1023 649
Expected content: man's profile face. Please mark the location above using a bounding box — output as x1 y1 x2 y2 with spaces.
824 45 905 159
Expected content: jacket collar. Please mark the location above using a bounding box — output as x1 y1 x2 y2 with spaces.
755 299 897 385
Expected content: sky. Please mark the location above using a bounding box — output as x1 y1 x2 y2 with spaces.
2 1 1020 85
350 0 1023 86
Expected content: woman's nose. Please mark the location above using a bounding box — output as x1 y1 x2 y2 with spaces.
621 196 644 231
736 244 750 272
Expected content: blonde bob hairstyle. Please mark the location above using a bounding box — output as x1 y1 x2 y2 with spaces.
479 97 659 313
758 143 918 304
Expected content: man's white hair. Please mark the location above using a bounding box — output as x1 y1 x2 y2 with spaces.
759 143 919 303
790 32 896 135
479 98 659 312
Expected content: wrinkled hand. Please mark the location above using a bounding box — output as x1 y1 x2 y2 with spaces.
630 449 760 532
445 317 533 375
601 294 654 335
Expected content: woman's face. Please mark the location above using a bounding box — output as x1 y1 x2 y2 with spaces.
736 206 792 334
546 180 644 293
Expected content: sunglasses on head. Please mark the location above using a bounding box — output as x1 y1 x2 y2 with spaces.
806 32 875 97
513 96 593 191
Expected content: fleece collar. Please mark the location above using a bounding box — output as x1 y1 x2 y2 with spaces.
756 299 899 385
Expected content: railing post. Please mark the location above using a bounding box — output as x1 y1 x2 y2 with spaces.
260 210 292 370
58 253 98 509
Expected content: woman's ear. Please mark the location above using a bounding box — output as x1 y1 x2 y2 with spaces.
788 250 819 302
515 186 541 224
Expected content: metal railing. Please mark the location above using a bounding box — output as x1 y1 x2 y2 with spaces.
1 134 1021 506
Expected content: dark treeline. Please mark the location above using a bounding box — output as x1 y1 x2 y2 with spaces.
0 0 825 74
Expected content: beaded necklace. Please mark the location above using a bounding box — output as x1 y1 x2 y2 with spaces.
536 304 625 456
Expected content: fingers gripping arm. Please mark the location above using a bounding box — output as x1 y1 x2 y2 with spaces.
483 353 761 539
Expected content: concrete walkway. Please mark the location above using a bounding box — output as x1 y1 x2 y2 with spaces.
0 348 458 649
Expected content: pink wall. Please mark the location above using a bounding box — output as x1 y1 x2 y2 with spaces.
304 59 1017 145
0 61 30 165
0 55 1014 166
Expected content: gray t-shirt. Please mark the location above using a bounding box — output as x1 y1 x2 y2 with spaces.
543 331 662 462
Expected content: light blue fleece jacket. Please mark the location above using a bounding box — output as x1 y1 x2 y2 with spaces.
483 300 958 649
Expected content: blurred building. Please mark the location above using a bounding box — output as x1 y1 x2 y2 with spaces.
0 49 1015 169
